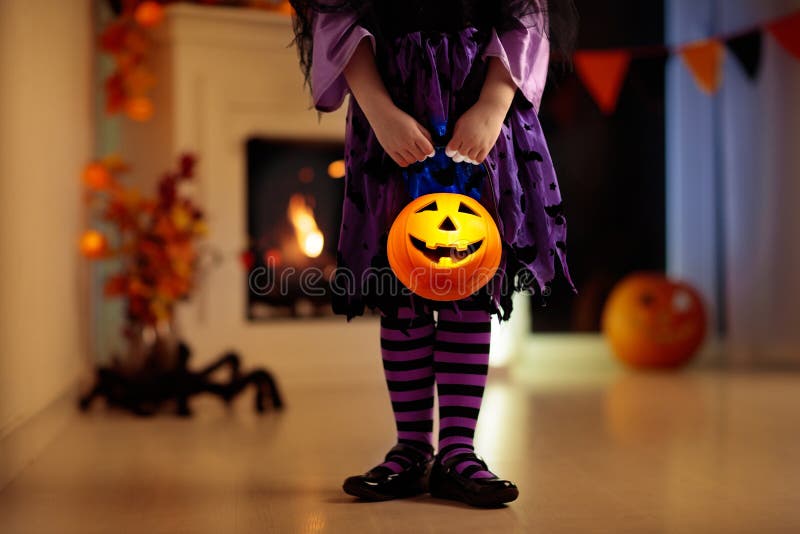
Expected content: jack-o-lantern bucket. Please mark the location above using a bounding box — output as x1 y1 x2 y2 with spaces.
388 192 502 301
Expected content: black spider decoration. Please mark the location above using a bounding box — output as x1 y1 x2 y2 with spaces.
79 341 283 417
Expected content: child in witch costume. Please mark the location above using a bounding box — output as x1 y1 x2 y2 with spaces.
289 0 577 507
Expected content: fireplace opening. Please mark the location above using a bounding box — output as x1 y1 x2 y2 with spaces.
246 138 345 319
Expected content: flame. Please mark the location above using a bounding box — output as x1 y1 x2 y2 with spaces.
288 193 324 258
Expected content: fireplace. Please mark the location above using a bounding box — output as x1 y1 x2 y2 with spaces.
245 138 345 319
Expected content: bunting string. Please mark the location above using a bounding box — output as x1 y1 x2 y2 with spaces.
570 9 800 115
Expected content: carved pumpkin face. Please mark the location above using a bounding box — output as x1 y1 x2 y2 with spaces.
388 193 502 301
602 273 707 368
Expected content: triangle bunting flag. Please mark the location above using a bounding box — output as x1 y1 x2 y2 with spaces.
573 50 632 115
767 11 800 61
680 39 725 95
726 31 763 79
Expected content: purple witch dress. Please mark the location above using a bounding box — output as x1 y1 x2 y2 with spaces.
309 4 575 321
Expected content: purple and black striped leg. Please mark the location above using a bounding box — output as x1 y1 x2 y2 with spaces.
377 307 436 470
434 304 496 479
342 307 436 501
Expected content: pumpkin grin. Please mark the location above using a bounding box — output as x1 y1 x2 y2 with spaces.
409 235 483 265
387 192 502 301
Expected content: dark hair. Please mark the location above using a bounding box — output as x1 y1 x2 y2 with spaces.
288 0 578 90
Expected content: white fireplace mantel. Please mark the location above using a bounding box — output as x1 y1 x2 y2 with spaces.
119 4 380 389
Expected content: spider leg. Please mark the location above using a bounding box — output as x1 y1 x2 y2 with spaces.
198 352 241 380
240 369 284 412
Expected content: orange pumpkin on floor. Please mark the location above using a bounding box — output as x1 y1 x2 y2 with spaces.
387 193 501 301
601 273 706 368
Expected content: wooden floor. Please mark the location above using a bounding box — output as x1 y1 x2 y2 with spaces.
1 368 799 533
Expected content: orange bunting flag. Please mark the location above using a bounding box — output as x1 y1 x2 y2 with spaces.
573 50 632 115
768 11 800 61
680 39 725 95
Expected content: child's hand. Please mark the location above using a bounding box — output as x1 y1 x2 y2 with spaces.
445 99 507 165
369 106 436 168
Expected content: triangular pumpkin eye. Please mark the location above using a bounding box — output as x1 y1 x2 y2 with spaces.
458 202 477 215
415 201 438 213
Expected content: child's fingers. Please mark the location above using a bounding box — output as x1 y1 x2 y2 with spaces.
414 139 435 159
445 137 463 158
415 122 433 144
417 136 436 157
408 134 431 160
448 145 475 163
454 144 478 164
445 122 463 155
404 141 426 162
465 146 481 163
400 149 419 166
391 151 411 167
413 123 435 159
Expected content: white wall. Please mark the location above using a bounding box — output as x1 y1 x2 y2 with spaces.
0 0 92 460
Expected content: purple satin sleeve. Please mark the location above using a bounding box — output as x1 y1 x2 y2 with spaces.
482 13 550 112
311 11 376 113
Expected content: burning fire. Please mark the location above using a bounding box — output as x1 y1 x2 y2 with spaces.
287 193 324 258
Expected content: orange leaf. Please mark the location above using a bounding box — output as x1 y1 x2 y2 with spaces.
125 66 157 96
82 162 113 190
134 1 165 28
125 97 154 122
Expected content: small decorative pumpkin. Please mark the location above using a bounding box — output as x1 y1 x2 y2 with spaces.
602 272 707 369
387 192 501 301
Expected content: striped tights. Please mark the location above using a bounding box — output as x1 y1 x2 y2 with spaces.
377 302 494 479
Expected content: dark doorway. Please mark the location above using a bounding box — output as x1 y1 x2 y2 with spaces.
530 0 667 332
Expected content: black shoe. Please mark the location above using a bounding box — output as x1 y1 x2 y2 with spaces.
429 452 519 507
342 442 434 501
